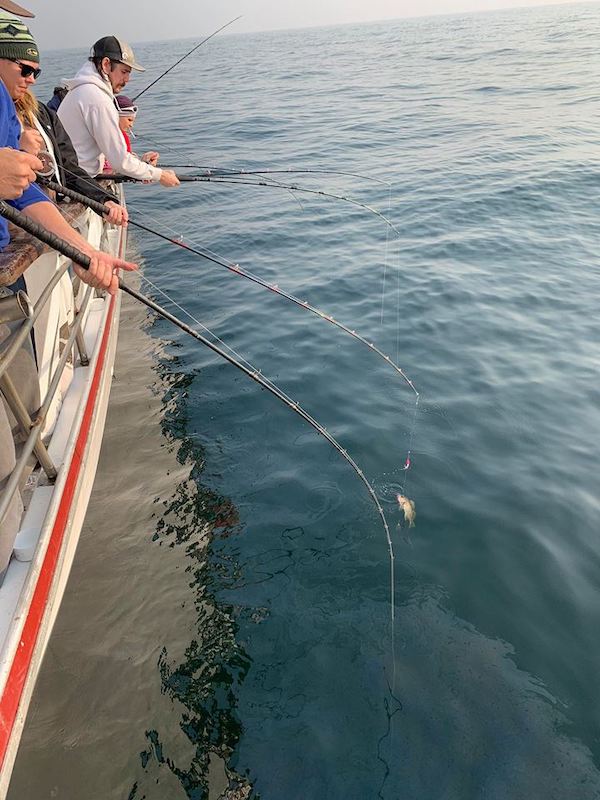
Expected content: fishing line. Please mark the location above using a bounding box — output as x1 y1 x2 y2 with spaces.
380 184 393 327
107 128 398 285
172 175 403 239
127 197 419 398
125 137 399 335
99 167 400 239
0 198 398 623
396 237 402 367
136 272 399 624
129 198 420 493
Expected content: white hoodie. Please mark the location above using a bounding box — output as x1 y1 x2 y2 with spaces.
57 61 162 182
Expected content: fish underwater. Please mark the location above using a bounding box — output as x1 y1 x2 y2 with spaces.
397 494 416 528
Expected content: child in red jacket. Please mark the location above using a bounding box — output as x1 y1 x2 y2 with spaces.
104 95 159 171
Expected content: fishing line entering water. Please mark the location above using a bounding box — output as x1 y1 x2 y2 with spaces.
135 270 398 624
380 184 393 327
173 175 404 239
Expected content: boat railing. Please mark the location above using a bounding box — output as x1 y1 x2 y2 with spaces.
0 203 101 532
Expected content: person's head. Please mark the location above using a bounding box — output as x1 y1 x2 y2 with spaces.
52 84 67 101
90 36 144 94
115 94 137 134
0 12 40 101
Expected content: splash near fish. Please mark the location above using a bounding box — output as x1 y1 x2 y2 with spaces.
397 494 416 528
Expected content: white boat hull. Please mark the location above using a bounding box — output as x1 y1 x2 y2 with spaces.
0 208 126 795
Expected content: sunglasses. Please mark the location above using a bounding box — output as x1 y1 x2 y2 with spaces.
9 59 41 79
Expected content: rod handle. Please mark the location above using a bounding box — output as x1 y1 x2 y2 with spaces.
38 177 108 218
0 200 91 270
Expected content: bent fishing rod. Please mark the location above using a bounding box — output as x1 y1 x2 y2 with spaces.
96 172 403 240
0 198 397 618
42 174 419 406
184 176 403 236
153 164 391 186
132 16 242 101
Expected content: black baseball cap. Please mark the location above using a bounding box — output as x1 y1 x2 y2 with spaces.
92 35 145 71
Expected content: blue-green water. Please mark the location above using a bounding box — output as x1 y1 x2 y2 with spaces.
11 4 600 798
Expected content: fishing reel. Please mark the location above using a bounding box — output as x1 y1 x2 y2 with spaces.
35 150 55 179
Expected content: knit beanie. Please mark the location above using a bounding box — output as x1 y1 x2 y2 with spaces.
0 11 39 63
115 95 137 116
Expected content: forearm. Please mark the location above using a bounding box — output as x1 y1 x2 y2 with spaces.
119 151 162 182
23 201 97 256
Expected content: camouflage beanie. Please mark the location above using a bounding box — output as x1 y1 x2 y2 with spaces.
0 12 39 63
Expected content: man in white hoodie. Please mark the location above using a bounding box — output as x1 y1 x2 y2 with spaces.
58 36 179 187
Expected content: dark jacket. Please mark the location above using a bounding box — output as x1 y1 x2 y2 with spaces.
36 102 119 207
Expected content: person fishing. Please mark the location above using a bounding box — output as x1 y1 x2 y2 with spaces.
15 86 128 226
102 94 159 173
57 36 179 188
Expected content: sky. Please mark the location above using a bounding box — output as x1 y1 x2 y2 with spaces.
23 0 593 51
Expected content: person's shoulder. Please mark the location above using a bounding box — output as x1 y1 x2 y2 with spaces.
0 80 11 109
65 80 108 103
0 82 16 127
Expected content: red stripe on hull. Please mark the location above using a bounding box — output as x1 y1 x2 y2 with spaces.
0 291 117 768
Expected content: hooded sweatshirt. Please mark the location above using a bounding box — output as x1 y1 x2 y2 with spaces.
57 61 162 182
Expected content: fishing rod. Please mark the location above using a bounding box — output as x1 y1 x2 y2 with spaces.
158 165 392 186
95 172 402 239
132 16 242 102
0 197 397 618
41 174 419 406
179 175 403 238
131 126 376 180
130 126 394 187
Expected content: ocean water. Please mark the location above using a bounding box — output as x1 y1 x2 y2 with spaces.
9 4 600 798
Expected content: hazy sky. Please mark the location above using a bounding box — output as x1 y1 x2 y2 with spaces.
25 0 590 51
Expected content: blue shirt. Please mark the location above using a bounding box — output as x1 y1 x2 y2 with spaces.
0 79 49 250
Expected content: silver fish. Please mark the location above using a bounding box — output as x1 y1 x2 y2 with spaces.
397 494 416 528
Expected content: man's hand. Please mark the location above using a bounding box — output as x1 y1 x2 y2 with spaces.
0 148 43 199
103 200 129 226
141 151 159 166
159 169 180 187
74 250 137 296
19 128 45 156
